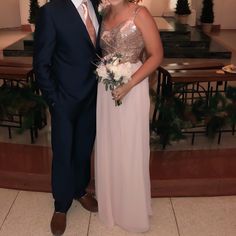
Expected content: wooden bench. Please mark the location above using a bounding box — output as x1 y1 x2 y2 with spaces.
152 63 236 148
164 68 236 104
0 57 32 68
163 61 225 71
0 62 47 143
0 66 34 88
168 68 236 83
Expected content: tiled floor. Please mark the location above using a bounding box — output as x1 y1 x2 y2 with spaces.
0 188 236 236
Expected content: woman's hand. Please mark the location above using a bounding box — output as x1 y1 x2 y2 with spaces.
112 81 134 102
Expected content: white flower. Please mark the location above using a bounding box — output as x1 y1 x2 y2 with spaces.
96 64 108 78
95 53 133 106
112 57 120 66
119 63 132 80
98 0 110 14
107 65 122 81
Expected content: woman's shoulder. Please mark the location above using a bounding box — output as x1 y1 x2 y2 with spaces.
134 5 151 17
133 5 152 22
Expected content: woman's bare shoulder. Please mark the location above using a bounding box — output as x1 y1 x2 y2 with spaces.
135 5 152 19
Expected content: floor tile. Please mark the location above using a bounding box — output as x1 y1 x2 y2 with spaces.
147 198 179 236
0 124 51 147
0 110 51 147
0 191 90 236
0 188 18 228
0 191 53 236
172 196 236 236
88 198 179 236
153 17 173 30
89 212 141 236
65 201 90 236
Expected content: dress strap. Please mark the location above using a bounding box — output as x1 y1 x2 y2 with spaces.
132 6 143 21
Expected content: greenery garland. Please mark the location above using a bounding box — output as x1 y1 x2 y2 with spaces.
150 85 236 148
200 0 214 24
28 0 40 24
1 82 235 146
175 0 191 15
0 85 46 134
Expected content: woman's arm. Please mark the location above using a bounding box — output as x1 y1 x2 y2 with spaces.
113 6 163 101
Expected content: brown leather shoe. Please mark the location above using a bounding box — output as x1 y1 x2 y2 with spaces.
50 212 66 236
77 193 98 212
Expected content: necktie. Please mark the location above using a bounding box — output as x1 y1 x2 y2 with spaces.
81 1 96 46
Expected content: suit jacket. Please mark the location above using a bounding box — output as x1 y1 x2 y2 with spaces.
33 0 101 106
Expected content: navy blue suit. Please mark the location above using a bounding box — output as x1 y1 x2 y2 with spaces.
33 0 101 212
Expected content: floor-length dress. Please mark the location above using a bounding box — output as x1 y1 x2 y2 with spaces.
95 7 152 233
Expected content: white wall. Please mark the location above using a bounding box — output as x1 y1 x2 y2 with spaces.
214 0 236 29
140 0 169 16
19 0 29 25
0 0 21 28
141 0 236 29
168 0 192 10
192 0 236 29
140 0 194 17
1 0 235 29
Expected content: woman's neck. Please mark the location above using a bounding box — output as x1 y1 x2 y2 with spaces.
110 1 129 16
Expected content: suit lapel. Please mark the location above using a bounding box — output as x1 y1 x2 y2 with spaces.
66 0 97 49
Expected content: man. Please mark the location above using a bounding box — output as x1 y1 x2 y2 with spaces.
33 0 100 235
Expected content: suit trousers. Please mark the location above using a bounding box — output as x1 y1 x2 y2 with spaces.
50 93 96 213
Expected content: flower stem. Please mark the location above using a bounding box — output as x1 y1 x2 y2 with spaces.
115 100 122 106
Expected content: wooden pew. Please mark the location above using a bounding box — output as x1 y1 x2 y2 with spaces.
0 66 34 88
0 61 46 144
152 64 236 148
0 57 32 68
168 68 236 83
163 61 225 71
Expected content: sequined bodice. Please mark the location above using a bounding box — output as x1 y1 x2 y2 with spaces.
100 9 145 63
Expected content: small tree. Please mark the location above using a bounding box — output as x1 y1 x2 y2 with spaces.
28 0 40 24
175 0 191 15
200 0 214 23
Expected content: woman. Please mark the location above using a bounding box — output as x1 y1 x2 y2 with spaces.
95 0 163 232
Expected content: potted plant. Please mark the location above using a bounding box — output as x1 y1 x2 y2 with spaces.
200 0 214 33
175 0 191 24
28 0 40 32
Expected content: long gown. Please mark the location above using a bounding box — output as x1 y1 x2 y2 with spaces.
95 7 152 233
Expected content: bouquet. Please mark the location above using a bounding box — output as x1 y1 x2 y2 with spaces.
95 53 133 106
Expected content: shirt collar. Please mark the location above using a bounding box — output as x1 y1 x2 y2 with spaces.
71 0 85 8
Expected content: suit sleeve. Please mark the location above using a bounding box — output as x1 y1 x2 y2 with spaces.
33 5 57 106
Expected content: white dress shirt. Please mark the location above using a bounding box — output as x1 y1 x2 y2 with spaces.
71 0 99 35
